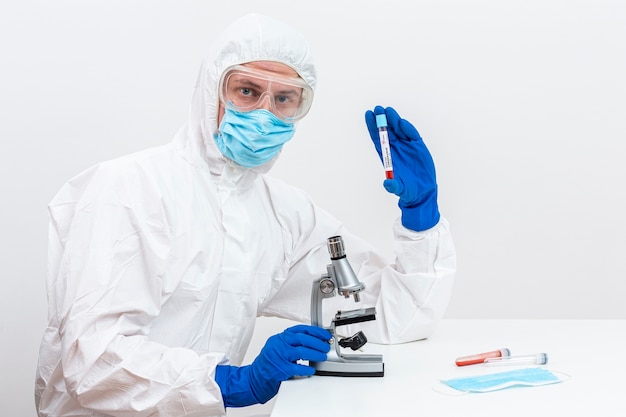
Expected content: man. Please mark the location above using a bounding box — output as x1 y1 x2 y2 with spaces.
35 13 456 416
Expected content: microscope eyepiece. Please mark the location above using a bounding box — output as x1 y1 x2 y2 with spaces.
327 236 346 259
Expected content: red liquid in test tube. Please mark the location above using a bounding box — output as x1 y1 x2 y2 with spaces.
455 348 511 366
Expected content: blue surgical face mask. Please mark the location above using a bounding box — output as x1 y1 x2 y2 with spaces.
440 368 563 394
214 107 295 168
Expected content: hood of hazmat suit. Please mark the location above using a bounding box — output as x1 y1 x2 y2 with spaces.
177 12 316 179
35 13 455 417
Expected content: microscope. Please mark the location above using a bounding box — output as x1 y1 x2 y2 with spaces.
310 235 384 377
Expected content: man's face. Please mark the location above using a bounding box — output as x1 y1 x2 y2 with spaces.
217 61 302 126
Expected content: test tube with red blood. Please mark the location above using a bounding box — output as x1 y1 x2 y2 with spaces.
455 348 511 366
375 113 394 180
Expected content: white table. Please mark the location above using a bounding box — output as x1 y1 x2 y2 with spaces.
271 319 626 416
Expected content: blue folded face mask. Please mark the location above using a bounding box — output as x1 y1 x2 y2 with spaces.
214 107 295 168
439 368 564 394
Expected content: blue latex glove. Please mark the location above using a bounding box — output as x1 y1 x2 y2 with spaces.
215 325 331 407
365 105 440 231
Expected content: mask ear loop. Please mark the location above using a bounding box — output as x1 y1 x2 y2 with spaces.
432 381 470 396
432 368 572 396
550 370 572 383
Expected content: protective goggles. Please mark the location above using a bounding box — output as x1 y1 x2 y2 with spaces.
218 65 313 123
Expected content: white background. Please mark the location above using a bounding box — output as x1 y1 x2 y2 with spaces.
1 1 625 415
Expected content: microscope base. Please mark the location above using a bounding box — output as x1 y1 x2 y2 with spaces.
311 354 384 377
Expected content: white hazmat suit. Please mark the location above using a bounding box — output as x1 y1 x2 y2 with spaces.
35 13 456 417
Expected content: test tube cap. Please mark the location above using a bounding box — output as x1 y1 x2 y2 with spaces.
375 113 388 128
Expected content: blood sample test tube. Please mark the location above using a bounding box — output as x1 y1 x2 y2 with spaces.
455 348 511 366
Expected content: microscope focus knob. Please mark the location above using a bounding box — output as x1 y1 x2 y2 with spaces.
319 278 335 294
338 331 368 351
